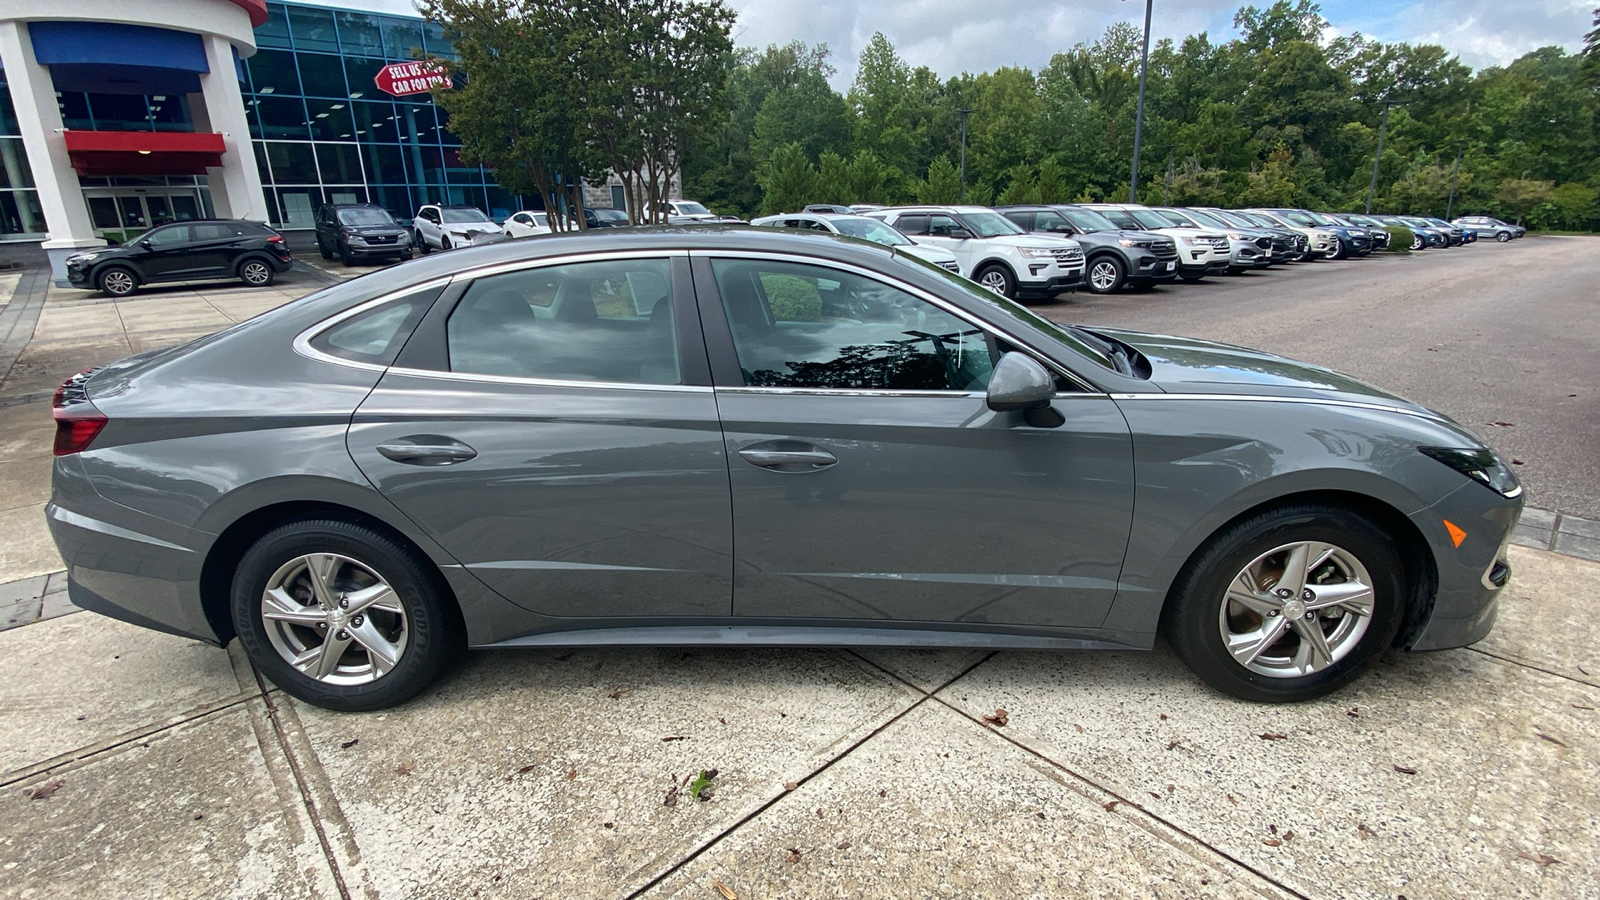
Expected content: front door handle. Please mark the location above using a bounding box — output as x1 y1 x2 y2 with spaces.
376 437 477 466
738 442 838 472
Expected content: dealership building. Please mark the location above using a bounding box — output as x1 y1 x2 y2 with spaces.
0 0 536 283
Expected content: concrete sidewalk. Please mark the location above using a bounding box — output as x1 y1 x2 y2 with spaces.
0 266 1595 898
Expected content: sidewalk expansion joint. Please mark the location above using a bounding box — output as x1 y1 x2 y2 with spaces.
1466 645 1598 689
253 669 355 900
619 651 997 900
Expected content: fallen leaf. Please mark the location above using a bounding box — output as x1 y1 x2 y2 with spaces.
1517 851 1560 867
663 785 679 807
1147 791 1162 800
1510 459 1525 465
395 762 416 776
1393 764 1418 775
1283 830 1295 841
1158 713 1168 721
1572 705 1595 711
608 688 627 700
1347 708 1360 718
1488 421 1515 427
1166 740 1180 750
566 769 577 781
661 736 687 742
713 878 738 899
26 778 63 800
1268 824 1278 834
1580 665 1591 675
690 769 717 801
784 781 799 791
878 789 887 798
1166 784 1175 793
1262 838 1282 847
1535 731 1568 748
340 739 360 750
193 813 204 821
1103 800 1120 812
1035 811 1045 820
603 821 614 829
1259 733 1289 741
835 841 851 850
719 718 727 725
1357 823 1376 840
784 848 802 864
1073 723 1084 734
517 764 538 775
1226 794 1236 805
982 708 1009 727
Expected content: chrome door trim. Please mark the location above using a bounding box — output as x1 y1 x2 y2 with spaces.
381 365 714 393
689 249 1105 395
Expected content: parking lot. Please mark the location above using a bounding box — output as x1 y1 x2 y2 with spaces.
0 239 1596 898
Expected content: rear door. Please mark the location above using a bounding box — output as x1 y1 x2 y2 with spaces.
347 252 734 619
693 253 1134 631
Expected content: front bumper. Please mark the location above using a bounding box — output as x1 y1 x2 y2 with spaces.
1015 270 1085 300
1406 484 1523 652
1128 251 1179 283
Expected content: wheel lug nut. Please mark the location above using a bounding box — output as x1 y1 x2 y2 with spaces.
1301 589 1315 600
336 629 350 640
316 622 327 630
351 615 364 627
1267 609 1279 617
1304 611 1315 620
1276 588 1293 599
338 598 349 609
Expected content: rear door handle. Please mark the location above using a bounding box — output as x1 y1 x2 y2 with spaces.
738 443 838 472
376 438 477 466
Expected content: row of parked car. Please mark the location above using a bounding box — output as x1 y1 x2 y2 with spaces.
750 203 1526 298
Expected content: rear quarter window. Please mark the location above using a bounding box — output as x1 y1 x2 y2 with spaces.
308 284 442 366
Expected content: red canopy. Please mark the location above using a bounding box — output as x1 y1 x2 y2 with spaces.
63 131 228 176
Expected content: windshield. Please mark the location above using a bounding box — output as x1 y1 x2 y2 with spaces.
890 253 1118 373
442 208 491 223
1094 208 1139 229
1207 209 1255 228
1239 212 1279 228
961 210 1025 237
673 201 712 216
1280 211 1317 227
1060 208 1119 232
593 209 628 222
338 208 396 226
1182 208 1232 229
831 216 911 246
1129 209 1179 229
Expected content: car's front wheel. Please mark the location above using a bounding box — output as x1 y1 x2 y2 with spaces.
974 264 1016 298
339 242 355 267
1086 256 1125 294
231 519 459 711
318 239 333 260
1163 504 1405 703
1496 231 1510 243
97 266 139 297
1409 233 1424 251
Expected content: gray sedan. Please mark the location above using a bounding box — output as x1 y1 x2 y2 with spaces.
47 228 1522 711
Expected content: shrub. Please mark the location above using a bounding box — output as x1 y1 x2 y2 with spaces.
1379 224 1412 252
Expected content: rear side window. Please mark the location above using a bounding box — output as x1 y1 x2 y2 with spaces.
895 214 930 235
192 223 244 241
309 284 440 365
446 258 679 385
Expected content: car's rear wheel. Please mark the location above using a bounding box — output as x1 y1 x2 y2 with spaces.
1086 256 1125 294
318 239 333 260
97 266 139 297
239 259 275 287
232 519 457 711
1162 504 1405 703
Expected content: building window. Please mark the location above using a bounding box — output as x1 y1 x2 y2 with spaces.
0 76 43 240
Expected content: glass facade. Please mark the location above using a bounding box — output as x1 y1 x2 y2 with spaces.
0 70 45 239
244 1 522 228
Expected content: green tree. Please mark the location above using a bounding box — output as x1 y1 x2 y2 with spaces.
751 67 851 163
758 142 819 214
1495 178 1554 224
845 149 891 204
915 155 962 204
996 165 1040 205
816 151 850 204
1036 156 1067 203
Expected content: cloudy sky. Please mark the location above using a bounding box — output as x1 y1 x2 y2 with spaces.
299 0 1595 87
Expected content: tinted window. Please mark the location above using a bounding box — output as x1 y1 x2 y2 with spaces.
447 259 678 384
1034 211 1072 232
961 210 1025 237
896 214 930 235
711 259 994 392
145 225 191 246
1097 208 1140 229
310 286 438 365
928 215 965 237
191 223 243 241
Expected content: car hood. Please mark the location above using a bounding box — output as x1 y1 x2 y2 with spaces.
898 243 960 265
1090 327 1434 413
348 225 406 236
982 234 1081 250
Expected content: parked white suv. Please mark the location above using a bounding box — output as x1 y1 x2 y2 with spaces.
413 204 501 252
1243 209 1339 260
1082 204 1231 281
867 206 1085 299
750 212 964 275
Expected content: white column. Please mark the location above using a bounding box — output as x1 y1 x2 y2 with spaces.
0 19 104 284
195 34 268 223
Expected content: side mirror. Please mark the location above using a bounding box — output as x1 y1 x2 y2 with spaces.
139 239 153 250
986 353 1056 412
948 227 974 240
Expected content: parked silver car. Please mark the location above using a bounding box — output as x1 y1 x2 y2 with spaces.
48 229 1522 710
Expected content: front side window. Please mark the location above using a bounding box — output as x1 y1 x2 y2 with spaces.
446 258 678 385
961 210 1025 237
1129 209 1178 229
145 225 191 246
928 215 966 237
711 258 994 392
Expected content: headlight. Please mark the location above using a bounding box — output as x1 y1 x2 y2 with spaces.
70 251 103 263
1420 447 1522 498
1227 232 1247 240
1019 248 1056 259
1179 236 1196 245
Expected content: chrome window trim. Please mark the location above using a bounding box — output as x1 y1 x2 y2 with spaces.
382 366 713 393
1108 392 1446 421
690 249 1104 394
443 247 690 284
718 387 986 399
293 275 455 373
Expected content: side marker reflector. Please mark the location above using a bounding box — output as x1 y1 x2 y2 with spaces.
1444 520 1467 548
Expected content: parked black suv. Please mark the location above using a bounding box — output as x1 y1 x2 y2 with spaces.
996 204 1179 294
65 219 292 297
316 204 413 265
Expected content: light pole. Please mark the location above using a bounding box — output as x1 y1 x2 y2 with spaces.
1445 140 1466 219
956 107 975 202
1365 100 1398 214
1127 0 1153 202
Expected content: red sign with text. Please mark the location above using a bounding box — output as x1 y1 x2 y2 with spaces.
374 61 453 97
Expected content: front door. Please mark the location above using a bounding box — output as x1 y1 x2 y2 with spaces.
347 254 734 619
694 254 1135 631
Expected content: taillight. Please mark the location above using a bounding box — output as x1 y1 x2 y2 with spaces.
266 234 284 243
52 369 107 456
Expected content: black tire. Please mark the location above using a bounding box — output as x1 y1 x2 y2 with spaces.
97 266 139 297
418 235 432 255
1085 255 1126 294
1330 239 1348 260
440 236 453 251
318 239 332 261
238 258 275 287
1179 272 1204 283
974 263 1016 298
339 242 355 267
1496 232 1510 243
1161 504 1406 703
232 518 459 711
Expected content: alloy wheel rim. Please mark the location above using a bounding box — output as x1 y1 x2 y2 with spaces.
980 271 1008 294
243 263 270 284
104 271 133 294
261 553 408 686
1217 540 1375 678
1090 261 1118 291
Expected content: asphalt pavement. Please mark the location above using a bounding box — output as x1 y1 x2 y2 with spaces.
1040 236 1600 519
